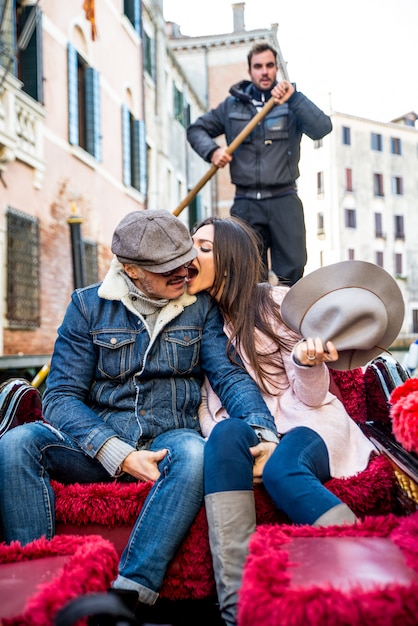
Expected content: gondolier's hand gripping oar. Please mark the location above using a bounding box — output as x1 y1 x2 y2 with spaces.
173 96 277 217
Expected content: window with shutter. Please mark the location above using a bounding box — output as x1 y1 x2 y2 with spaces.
17 4 43 102
188 194 202 230
138 119 147 195
83 239 99 286
122 104 132 186
67 43 101 159
85 66 101 160
121 105 147 194
6 208 40 328
0 1 43 102
67 43 79 146
124 0 141 35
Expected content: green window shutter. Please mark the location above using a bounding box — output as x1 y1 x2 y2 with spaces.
122 104 131 186
144 33 156 79
150 36 156 80
188 195 202 230
92 68 101 160
143 32 150 74
124 0 141 35
19 5 44 103
138 119 147 196
184 102 191 128
85 67 95 155
134 0 142 35
131 119 141 191
67 43 79 146
85 67 101 160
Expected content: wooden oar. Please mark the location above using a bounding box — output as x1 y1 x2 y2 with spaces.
173 96 277 216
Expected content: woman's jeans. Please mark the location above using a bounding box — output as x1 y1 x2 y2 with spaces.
204 419 341 524
0 422 205 604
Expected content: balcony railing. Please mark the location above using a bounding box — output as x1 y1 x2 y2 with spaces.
0 69 45 181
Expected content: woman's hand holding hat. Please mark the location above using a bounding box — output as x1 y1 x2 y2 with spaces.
294 338 339 367
281 260 405 371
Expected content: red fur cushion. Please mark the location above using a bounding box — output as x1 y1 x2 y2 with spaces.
238 513 418 626
0 535 118 625
390 378 418 452
329 368 367 423
325 455 397 516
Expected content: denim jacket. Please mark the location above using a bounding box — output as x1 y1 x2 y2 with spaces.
42 260 276 460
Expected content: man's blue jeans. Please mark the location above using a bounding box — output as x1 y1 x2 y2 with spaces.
0 422 205 604
204 418 341 524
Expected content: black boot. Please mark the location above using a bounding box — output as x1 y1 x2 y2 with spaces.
54 592 138 626
107 588 139 613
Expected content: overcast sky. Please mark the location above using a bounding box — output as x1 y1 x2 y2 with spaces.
163 0 417 123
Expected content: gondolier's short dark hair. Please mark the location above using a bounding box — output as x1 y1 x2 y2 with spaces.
247 42 278 68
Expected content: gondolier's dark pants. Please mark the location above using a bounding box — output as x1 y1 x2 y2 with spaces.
231 192 307 286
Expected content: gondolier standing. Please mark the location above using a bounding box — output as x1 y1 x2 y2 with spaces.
187 41 332 286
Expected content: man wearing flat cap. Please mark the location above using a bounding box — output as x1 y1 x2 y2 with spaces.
0 210 277 614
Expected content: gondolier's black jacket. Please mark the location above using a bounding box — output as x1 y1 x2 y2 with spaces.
187 80 332 193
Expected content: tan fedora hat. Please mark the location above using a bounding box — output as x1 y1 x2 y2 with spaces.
280 260 405 371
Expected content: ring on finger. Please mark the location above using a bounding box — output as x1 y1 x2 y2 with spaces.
307 353 316 361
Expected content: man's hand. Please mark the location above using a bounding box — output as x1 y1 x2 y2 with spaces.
250 441 277 484
271 80 294 105
210 147 233 168
121 448 168 482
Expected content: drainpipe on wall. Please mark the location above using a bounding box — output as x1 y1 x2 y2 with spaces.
67 203 85 289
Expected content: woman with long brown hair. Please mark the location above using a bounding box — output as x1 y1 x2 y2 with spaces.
187 215 376 626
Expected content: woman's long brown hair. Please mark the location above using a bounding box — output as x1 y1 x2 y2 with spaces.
193 216 293 393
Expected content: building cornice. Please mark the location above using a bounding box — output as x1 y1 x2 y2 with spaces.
330 110 418 132
168 27 278 51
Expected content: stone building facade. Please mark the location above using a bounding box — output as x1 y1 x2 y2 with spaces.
0 0 208 371
298 109 418 337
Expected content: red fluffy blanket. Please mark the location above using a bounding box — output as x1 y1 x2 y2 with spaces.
0 534 118 625
239 512 418 626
